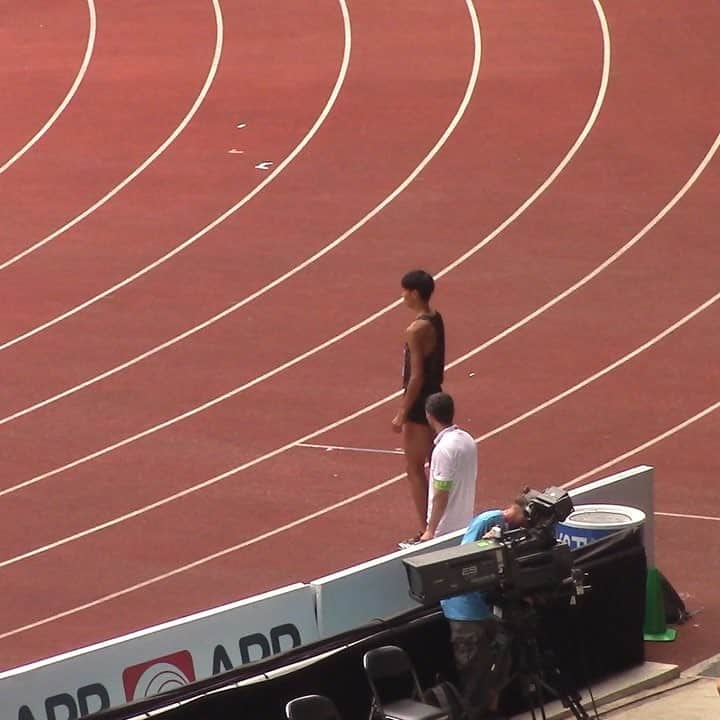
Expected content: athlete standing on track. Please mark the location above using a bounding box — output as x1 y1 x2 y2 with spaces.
392 270 445 544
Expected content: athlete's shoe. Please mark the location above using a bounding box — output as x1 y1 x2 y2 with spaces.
397 532 423 550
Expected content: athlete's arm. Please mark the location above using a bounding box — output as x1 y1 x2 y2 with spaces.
401 323 426 408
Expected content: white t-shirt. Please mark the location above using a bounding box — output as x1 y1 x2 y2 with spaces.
428 425 477 536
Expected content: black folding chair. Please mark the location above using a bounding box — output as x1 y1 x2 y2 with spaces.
363 645 448 720
285 694 343 720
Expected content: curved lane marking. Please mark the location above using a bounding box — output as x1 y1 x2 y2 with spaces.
0 1 97 176
2 122 719 577
0 0 608 500
0 0 483 474
3 277 718 569
562 400 720 489
0 0 349 341
0 395 717 639
1 0 600 441
0 0 224 270
0 0 679 556
0 0 714 638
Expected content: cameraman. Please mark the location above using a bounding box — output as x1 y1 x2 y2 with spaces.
440 497 528 720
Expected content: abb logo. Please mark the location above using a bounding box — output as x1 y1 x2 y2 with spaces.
122 651 196 702
16 623 302 718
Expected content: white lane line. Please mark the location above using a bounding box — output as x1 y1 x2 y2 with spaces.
0 1 97 176
2 0 711 645
443 135 720 372
563 401 720 490
0 0 599 502
0 0 602 432
297 443 404 455
2 397 717 644
0 0 349 338
473 290 720 442
1 247 716 568
5 17 716 567
0 0 223 271
0 0 480 494
656 512 720 522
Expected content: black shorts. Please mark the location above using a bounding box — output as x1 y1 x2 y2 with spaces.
405 387 442 425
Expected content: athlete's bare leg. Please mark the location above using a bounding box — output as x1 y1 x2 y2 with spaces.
402 420 434 532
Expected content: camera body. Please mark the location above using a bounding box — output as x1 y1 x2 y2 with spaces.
403 486 581 606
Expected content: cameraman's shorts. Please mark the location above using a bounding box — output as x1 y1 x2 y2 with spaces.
449 618 511 718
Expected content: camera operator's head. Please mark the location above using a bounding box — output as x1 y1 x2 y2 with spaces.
503 494 529 528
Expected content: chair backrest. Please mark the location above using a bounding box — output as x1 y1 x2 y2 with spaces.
285 694 342 720
363 645 424 708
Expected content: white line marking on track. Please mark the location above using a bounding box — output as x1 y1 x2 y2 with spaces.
0 0 605 434
297 443 404 455
472 289 720 444
5 15 715 574
433 3 610 285
655 512 720 522
0 1 97 176
0 2 716 638
2 235 717 567
433 131 720 369
10 0 698 516
8 0 691 520
0 0 482 424
0 0 481 550
2 401 717 642
562 400 720 490
0 0 349 341
0 0 224 271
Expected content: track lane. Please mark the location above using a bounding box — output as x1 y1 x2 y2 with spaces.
0 0 600 490
0 0 718 671
0 372 717 669
0 0 95 174
0 0 348 389
0 0 616 652
0 1 474 354
0 0 218 260
6 0 715 551
0 0 218 270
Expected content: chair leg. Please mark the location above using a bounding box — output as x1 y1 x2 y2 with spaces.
367 699 380 720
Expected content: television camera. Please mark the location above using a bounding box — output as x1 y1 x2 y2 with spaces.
402 486 584 606
402 487 595 719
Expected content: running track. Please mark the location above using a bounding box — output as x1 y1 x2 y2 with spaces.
0 0 718 672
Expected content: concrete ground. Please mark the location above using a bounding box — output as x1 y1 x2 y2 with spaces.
601 654 720 720
602 676 718 719
511 655 720 720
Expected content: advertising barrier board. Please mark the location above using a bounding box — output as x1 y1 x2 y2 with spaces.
311 465 654 637
0 466 654 717
0 583 318 720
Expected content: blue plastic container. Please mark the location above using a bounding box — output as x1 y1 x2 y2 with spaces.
556 504 645 550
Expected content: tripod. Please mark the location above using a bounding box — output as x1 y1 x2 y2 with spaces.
500 604 594 720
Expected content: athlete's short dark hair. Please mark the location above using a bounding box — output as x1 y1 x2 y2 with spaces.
425 392 454 425
401 270 435 301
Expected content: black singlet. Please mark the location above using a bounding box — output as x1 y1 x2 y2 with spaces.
402 312 445 423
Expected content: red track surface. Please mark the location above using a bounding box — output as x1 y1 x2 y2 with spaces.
0 0 718 673
0 1 89 165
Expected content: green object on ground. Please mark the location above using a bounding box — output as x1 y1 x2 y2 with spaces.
644 566 677 642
